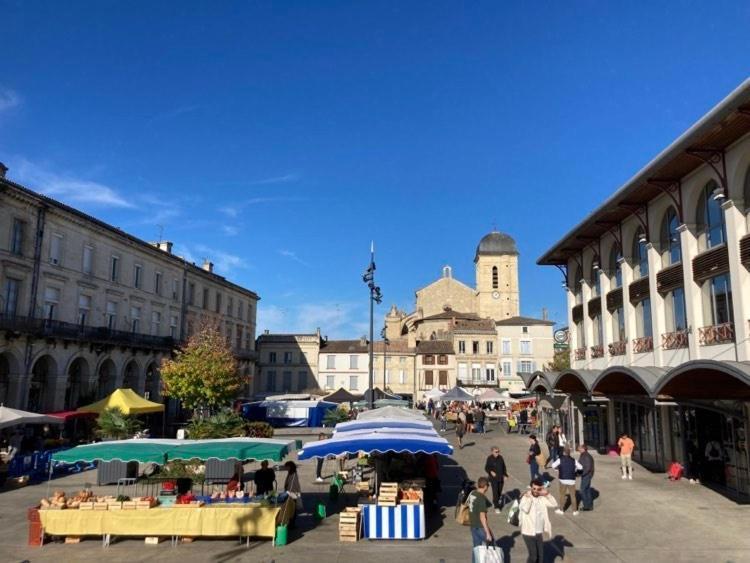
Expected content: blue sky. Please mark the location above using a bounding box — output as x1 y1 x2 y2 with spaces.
2 2 749 338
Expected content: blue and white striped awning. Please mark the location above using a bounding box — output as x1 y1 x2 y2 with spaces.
298 431 452 459
334 418 434 434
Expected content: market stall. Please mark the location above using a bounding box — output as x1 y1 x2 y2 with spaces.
301 420 450 542
355 406 427 421
241 400 337 427
76 389 165 415
34 437 299 547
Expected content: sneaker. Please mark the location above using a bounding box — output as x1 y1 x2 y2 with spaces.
628 474 633 480
494 508 501 514
621 475 627 480
554 509 564 515
315 477 323 483
573 511 579 516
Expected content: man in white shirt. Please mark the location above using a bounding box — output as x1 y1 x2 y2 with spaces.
551 447 583 516
519 479 558 563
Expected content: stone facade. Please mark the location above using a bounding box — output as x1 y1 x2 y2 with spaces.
254 331 322 397
371 339 416 398
476 254 520 320
317 339 370 394
0 170 258 413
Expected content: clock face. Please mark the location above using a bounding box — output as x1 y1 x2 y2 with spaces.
492 291 500 299
554 329 569 344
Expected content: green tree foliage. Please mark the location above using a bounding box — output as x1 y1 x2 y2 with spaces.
160 324 245 411
96 407 143 440
323 407 349 427
545 349 571 372
186 409 248 439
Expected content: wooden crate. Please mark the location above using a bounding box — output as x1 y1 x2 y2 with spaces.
339 510 360 542
107 502 123 510
144 537 163 545
78 502 94 511
64 536 81 544
93 502 109 511
122 501 137 510
136 500 156 509
377 482 399 506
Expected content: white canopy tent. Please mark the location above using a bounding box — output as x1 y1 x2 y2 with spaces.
0 406 64 430
356 406 426 421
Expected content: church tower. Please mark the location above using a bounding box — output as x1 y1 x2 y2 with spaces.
474 230 520 320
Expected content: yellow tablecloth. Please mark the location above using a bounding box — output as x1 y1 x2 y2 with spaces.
39 500 295 539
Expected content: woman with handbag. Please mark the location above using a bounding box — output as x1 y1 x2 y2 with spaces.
527 435 542 480
283 461 303 528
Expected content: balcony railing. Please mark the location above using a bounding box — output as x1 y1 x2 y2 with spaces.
573 347 586 361
590 345 604 359
631 336 653 354
457 378 497 387
608 340 627 356
699 322 735 346
0 313 176 350
662 330 689 350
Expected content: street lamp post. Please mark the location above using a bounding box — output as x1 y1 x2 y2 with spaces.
380 327 389 392
362 242 382 410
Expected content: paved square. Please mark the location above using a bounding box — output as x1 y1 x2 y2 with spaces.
3 423 749 562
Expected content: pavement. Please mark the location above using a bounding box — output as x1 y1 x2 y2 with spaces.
2 420 750 562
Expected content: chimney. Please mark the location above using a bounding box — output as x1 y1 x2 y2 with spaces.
542 307 548 321
152 241 173 254
264 329 270 335
0 162 7 178
202 260 214 273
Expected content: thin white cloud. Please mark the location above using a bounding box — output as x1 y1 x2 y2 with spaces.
218 196 305 217
0 87 20 113
194 244 249 274
248 174 299 186
11 158 134 208
279 249 309 267
222 225 240 236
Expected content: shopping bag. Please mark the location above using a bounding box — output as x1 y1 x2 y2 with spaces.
473 543 504 563
455 502 470 525
506 499 519 527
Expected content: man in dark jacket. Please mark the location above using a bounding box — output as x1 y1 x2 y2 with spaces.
577 444 595 511
544 425 560 468
484 446 509 512
551 447 582 515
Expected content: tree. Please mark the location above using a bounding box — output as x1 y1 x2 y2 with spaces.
160 324 245 413
96 407 143 440
545 349 570 372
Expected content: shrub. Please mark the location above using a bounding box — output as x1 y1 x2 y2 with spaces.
245 422 274 438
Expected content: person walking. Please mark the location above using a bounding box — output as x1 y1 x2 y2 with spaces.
484 446 509 513
519 478 558 563
283 461 302 527
315 432 327 482
466 407 475 434
618 433 636 480
544 425 559 468
527 435 542 480
551 447 582 515
475 406 486 435
467 476 494 563
456 412 466 449
577 444 595 511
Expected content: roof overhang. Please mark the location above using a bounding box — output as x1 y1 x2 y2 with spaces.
550 369 601 394
655 360 750 400
538 77 750 266
590 366 667 397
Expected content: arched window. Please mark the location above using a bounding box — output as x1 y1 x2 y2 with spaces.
633 229 648 278
573 266 583 304
609 244 623 288
589 259 600 297
491 266 498 289
696 181 727 249
660 207 681 265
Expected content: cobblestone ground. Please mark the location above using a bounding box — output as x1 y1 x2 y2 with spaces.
3 421 750 562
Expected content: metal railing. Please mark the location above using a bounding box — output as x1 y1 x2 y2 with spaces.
631 336 653 354
457 378 497 387
662 330 689 350
698 322 735 346
608 340 627 356
590 345 604 359
0 313 176 350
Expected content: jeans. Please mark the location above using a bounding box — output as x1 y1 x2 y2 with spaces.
471 526 487 562
523 533 544 563
476 421 485 434
440 418 447 431
548 446 559 464
580 474 593 509
529 458 540 480
490 478 505 509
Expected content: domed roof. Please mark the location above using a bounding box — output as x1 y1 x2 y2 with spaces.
474 230 519 261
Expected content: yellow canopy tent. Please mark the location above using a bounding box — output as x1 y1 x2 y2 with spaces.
77 388 165 415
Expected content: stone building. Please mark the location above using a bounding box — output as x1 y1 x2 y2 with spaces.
254 330 323 397
317 338 370 394
371 339 416 398
380 231 554 396
535 78 750 498
0 165 258 413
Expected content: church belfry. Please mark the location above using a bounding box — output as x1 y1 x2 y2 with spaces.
474 230 520 320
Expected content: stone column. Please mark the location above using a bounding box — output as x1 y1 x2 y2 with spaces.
582 279 594 361
722 200 750 361
49 376 68 412
621 258 636 366
646 243 665 366
678 224 702 359
599 268 612 352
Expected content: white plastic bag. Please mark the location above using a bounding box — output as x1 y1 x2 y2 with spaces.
473 543 504 563
506 499 520 526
